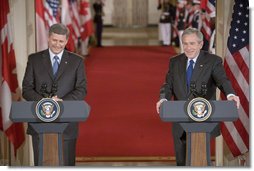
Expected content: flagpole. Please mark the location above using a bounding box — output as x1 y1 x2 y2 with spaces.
8 140 11 166
0 134 2 165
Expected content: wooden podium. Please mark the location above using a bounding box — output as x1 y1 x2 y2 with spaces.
159 100 238 166
10 100 90 166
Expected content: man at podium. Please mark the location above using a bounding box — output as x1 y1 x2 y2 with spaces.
22 23 87 166
156 27 239 166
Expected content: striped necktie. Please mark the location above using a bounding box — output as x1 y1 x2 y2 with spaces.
53 56 59 77
186 59 194 91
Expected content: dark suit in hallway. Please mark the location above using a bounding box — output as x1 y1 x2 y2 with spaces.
156 27 240 166
22 23 87 166
93 0 104 47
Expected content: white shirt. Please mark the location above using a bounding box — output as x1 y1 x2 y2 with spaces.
186 55 199 70
49 49 64 67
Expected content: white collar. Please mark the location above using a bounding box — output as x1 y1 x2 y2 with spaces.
187 53 200 63
49 49 64 61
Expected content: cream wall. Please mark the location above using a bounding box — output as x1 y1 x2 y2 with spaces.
102 0 114 25
148 0 161 25
102 0 160 26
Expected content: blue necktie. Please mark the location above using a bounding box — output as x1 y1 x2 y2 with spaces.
186 59 194 91
53 56 59 77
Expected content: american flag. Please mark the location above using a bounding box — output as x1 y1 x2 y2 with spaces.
201 0 216 41
61 0 79 52
221 0 249 157
0 0 25 155
36 0 60 51
46 0 60 17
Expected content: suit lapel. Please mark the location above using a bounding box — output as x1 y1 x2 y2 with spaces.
178 55 188 94
42 50 54 80
191 51 206 83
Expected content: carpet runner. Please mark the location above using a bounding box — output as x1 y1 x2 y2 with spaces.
76 46 214 161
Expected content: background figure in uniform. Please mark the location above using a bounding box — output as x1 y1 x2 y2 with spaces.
156 27 240 166
175 0 186 53
184 0 194 29
208 16 216 54
22 23 87 166
157 0 175 46
93 0 104 47
191 0 202 30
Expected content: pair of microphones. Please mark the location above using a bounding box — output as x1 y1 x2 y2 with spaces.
188 82 207 99
40 83 58 98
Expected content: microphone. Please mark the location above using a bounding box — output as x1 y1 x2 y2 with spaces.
188 81 197 99
201 82 207 97
190 82 196 93
51 83 58 97
40 83 48 98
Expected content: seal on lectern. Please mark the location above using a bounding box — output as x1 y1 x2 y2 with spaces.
35 98 60 122
187 97 212 122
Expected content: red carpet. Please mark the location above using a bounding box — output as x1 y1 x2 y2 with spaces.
76 46 214 160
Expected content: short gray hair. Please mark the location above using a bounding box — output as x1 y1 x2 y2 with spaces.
49 23 70 39
182 27 203 42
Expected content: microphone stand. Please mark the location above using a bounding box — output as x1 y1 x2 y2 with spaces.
50 83 58 97
40 83 50 98
188 82 197 99
201 82 207 98
188 82 208 99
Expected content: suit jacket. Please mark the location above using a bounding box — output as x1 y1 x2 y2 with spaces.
22 49 87 139
93 3 103 23
160 50 235 137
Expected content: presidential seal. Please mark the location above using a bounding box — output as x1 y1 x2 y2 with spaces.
187 97 212 122
35 98 60 122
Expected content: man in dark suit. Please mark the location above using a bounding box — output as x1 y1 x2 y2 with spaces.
22 23 87 166
93 0 104 47
156 27 240 166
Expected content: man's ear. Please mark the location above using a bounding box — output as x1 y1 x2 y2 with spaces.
200 41 204 48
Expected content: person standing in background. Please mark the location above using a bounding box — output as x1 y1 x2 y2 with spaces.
175 0 186 53
93 0 104 47
191 0 202 30
157 0 175 46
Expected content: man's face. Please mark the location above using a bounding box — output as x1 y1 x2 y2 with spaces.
48 33 68 54
182 33 203 59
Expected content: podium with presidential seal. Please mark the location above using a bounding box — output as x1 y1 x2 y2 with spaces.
159 97 238 166
10 98 90 166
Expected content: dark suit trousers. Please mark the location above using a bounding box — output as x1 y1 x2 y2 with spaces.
172 133 186 166
172 124 186 166
95 21 103 46
32 135 77 166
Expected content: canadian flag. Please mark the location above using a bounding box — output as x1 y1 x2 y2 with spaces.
61 0 78 52
0 0 25 155
79 0 94 55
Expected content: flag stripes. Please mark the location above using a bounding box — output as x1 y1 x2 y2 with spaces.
221 0 249 157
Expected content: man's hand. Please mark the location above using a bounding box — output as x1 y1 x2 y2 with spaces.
227 95 240 109
52 95 63 102
156 99 167 114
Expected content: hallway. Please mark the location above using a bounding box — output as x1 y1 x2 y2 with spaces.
102 26 160 46
77 26 178 166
